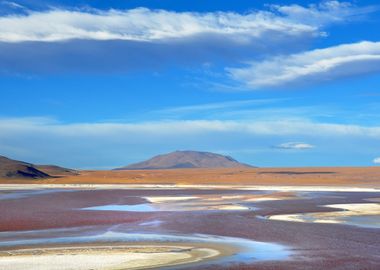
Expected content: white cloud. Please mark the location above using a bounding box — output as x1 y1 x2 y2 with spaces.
228 41 380 88
0 8 309 42
275 142 315 150
0 2 376 75
0 2 368 43
373 157 380 164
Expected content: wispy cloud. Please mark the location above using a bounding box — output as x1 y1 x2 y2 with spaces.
270 1 376 26
156 98 286 116
0 8 311 42
1 1 25 9
228 41 380 88
0 2 363 43
373 157 380 164
275 142 315 150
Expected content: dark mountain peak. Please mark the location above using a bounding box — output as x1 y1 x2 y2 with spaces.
0 155 77 179
115 150 253 170
0 155 50 179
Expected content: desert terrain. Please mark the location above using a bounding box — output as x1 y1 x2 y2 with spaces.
1 166 379 187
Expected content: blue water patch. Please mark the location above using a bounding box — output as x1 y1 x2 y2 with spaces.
82 204 155 212
0 189 74 200
344 215 380 229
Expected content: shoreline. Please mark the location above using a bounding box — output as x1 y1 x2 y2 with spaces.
0 183 379 192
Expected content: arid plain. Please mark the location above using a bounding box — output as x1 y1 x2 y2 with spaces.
2 166 379 186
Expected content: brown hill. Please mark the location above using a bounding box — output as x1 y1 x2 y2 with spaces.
0 155 78 179
35 165 79 176
0 155 50 179
115 150 253 170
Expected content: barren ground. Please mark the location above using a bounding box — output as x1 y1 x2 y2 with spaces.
1 167 379 187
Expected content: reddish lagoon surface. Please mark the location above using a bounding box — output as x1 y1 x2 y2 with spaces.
0 186 379 269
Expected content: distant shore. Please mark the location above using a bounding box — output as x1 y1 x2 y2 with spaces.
0 167 379 188
0 184 378 192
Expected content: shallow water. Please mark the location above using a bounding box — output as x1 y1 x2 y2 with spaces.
0 189 73 200
343 215 380 229
82 204 156 212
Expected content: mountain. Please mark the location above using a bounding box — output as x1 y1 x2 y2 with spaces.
115 150 253 170
0 155 77 179
0 155 50 179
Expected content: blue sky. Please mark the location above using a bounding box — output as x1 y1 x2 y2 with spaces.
1 0 380 168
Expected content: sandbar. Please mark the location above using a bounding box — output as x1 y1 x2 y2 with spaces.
0 244 221 270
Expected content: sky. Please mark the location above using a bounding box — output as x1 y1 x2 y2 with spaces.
1 0 380 169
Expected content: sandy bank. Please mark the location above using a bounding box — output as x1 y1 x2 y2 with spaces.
0 244 220 270
268 203 380 228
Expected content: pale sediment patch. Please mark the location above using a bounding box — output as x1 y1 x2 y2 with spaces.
268 203 380 228
145 195 252 211
220 195 244 199
325 203 380 214
79 191 297 213
215 204 249 210
141 193 298 212
0 230 291 265
0 245 220 270
144 196 198 203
